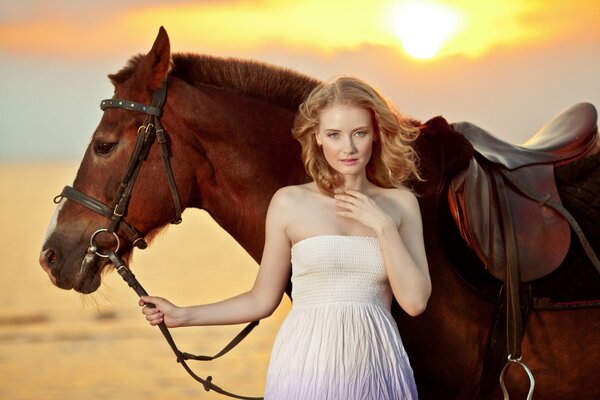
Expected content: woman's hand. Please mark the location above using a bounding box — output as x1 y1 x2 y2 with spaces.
334 190 396 233
139 296 184 328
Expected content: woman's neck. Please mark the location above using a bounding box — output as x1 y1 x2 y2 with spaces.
339 173 370 193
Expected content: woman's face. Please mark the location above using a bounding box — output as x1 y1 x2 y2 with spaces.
315 103 375 176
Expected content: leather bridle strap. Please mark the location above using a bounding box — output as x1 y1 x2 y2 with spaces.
100 99 162 116
109 252 262 400
101 81 182 225
54 186 147 249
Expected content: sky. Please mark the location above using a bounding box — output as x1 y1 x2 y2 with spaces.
1 0 599 161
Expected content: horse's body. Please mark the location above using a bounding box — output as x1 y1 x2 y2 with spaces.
40 28 600 399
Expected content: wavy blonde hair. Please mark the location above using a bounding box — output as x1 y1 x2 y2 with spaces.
292 76 421 195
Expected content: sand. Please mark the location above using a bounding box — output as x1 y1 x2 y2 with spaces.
0 162 290 399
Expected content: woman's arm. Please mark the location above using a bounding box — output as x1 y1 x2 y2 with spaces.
335 189 431 316
140 188 293 328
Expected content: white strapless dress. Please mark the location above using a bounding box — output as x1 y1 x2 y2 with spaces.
264 235 418 400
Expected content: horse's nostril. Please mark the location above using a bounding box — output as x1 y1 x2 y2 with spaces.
40 248 57 272
39 248 59 286
47 249 56 266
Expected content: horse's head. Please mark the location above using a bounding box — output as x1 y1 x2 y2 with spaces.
39 27 193 293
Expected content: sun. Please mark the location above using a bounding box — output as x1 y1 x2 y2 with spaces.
389 1 463 60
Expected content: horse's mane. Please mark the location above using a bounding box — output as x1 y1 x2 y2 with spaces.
110 53 320 110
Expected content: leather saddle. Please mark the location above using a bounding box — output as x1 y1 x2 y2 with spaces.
448 102 599 282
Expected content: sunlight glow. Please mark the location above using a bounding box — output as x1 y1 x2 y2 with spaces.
0 0 598 61
389 1 463 59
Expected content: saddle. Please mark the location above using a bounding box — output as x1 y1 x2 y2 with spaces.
448 102 599 282
446 102 600 398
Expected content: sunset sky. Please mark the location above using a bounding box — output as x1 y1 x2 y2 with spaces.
1 0 599 160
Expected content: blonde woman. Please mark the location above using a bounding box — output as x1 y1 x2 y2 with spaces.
141 76 430 399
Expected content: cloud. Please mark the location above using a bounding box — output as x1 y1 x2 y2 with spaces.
2 0 598 61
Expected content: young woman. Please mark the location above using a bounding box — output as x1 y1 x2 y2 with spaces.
140 76 430 399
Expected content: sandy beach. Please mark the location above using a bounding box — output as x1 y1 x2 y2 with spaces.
0 162 290 399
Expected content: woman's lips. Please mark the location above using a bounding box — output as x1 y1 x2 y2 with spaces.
340 158 358 165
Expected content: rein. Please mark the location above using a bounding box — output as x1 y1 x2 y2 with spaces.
111 251 261 400
54 80 262 400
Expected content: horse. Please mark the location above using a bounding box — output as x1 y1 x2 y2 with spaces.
39 27 600 399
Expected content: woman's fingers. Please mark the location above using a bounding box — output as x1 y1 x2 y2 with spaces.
142 305 158 316
334 195 360 211
335 192 372 214
139 295 165 326
143 307 164 325
140 295 160 305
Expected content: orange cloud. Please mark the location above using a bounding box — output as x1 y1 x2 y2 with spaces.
0 0 598 61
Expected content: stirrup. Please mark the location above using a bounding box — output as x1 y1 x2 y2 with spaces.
499 355 535 400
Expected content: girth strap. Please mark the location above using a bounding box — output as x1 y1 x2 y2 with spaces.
108 252 262 400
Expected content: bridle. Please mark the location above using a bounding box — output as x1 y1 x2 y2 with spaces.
53 79 261 400
54 80 181 268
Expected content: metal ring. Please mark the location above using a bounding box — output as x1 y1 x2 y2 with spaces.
89 229 120 258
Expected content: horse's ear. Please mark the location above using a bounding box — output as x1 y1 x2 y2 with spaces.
136 26 172 90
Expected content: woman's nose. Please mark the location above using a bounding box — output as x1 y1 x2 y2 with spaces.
344 138 357 154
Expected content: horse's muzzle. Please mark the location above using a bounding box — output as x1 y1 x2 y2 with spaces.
39 246 103 293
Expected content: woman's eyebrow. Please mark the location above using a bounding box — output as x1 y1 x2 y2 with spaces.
324 126 370 133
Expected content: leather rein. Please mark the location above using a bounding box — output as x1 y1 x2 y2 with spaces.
53 80 262 400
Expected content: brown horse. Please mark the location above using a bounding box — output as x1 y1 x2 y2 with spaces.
39 28 600 399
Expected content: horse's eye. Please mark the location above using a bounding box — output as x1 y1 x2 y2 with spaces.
94 141 117 155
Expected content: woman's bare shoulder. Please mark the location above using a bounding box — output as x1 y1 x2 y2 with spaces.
374 185 417 201
270 182 317 208
374 186 420 215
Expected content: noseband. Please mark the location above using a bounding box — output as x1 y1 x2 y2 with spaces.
53 79 261 399
54 80 182 267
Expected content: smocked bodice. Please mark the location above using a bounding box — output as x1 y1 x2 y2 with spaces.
290 235 393 309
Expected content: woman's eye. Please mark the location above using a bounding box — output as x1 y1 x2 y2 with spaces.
327 132 339 138
94 142 117 155
354 131 367 137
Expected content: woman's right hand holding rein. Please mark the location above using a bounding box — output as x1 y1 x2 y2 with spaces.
139 296 185 328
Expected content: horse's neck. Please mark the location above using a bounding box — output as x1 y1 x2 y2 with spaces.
181 83 306 260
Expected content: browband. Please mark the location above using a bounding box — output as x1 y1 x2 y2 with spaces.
100 99 162 116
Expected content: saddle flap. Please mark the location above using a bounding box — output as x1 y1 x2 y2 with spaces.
449 157 571 282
